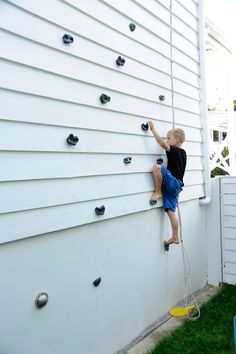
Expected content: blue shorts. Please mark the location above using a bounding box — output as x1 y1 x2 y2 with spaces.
161 167 183 212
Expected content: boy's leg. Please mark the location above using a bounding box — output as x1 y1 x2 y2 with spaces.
150 164 163 202
164 209 179 244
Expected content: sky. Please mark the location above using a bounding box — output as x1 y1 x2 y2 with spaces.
204 0 236 52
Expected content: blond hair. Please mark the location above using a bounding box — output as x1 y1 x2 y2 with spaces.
168 128 185 143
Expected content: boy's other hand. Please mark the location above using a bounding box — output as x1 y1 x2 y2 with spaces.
148 120 155 131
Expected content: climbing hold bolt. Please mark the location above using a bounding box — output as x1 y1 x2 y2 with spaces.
141 123 149 131
95 205 105 216
124 157 132 164
67 134 79 145
116 56 126 66
129 23 136 32
164 243 170 252
156 158 164 165
100 94 111 104
63 34 74 44
159 95 165 101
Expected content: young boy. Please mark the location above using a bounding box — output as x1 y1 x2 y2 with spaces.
148 121 187 248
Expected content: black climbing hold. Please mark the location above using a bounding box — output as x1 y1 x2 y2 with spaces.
95 205 105 216
164 243 170 252
67 134 79 145
63 34 74 44
116 56 125 66
100 93 111 104
159 95 165 101
129 23 136 32
150 200 157 206
156 158 164 165
124 157 132 164
141 123 149 131
93 277 102 287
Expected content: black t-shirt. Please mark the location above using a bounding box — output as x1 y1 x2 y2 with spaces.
166 146 187 183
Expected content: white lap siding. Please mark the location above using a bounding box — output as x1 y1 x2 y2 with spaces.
0 1 207 354
0 0 204 243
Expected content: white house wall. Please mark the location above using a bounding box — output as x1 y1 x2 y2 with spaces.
0 0 207 353
0 0 204 243
0 201 207 354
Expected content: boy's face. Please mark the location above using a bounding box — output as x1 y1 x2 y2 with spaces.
167 133 179 146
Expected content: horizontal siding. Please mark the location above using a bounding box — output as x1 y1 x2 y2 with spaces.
0 170 203 214
1 1 170 73
0 0 205 243
0 60 174 118
172 0 198 32
0 120 202 154
0 89 202 129
0 152 202 181
0 184 204 244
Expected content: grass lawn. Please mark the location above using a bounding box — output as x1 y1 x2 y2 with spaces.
147 284 236 354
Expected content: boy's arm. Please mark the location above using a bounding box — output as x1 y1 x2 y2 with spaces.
148 120 170 151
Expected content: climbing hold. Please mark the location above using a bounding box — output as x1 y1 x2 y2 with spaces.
67 134 79 145
156 158 164 165
164 243 170 252
100 93 111 104
35 292 48 309
141 123 149 131
116 56 125 66
150 200 157 206
63 34 74 44
95 205 105 215
129 23 136 32
93 277 102 287
124 157 132 164
159 95 165 101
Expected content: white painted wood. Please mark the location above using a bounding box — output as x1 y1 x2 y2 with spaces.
172 32 199 62
82 0 171 42
157 0 170 9
0 184 204 244
174 109 201 128
172 0 198 31
132 0 170 25
0 170 203 214
207 177 223 286
174 93 200 114
176 0 198 18
0 0 208 352
1 1 170 73
0 202 207 354
220 177 236 284
7 0 171 57
0 59 172 112
0 152 202 181
172 15 198 45
0 29 172 94
0 60 173 119
172 48 199 74
0 89 173 131
0 88 202 132
173 63 199 88
174 78 200 100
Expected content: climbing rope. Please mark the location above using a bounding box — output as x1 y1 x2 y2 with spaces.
170 0 175 129
177 204 201 320
169 1 200 321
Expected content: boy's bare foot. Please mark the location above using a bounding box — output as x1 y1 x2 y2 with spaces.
164 237 180 245
150 192 162 205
